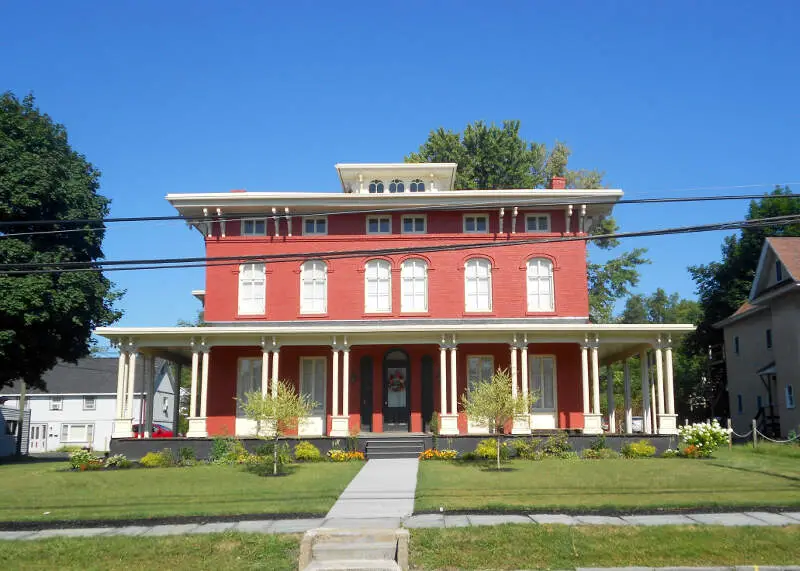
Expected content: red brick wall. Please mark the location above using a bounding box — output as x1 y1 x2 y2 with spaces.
204 210 588 322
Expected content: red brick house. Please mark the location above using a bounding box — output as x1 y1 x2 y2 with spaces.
97 163 691 440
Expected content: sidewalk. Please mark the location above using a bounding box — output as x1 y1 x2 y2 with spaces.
2 510 799 541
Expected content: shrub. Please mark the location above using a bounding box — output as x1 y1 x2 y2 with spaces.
327 449 365 462
178 447 196 465
58 445 84 454
255 442 292 465
69 449 103 471
474 439 510 462
621 439 656 458
105 454 133 469
540 432 573 458
419 448 457 461
678 420 730 458
294 441 322 462
581 447 619 460
210 437 249 465
662 448 680 458
140 451 168 468
511 438 540 460
589 435 609 451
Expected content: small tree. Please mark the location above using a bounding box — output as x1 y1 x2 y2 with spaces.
241 380 316 476
461 369 536 470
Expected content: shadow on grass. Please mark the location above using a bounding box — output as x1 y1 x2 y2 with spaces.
708 461 800 484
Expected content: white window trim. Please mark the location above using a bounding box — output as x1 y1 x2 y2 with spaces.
464 258 493 313
400 258 428 313
238 263 266 316
401 214 427 234
364 260 392 313
300 260 328 314
49 397 63 411
60 423 94 443
302 216 328 236
466 355 494 393
366 215 392 235
529 354 558 412
463 213 489 233
787 385 796 409
241 218 267 236
525 213 551 233
527 258 555 313
300 356 327 415
82 396 96 411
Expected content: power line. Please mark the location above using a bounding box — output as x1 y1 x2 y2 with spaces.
1 187 799 233
3 214 799 276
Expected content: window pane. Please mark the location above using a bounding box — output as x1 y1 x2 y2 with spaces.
403 218 413 232
389 182 397 193
305 219 315 233
418 181 425 192
476 217 487 231
369 183 376 193
465 218 475 231
538 216 548 231
379 218 390 232
397 182 404 192
415 218 424 231
377 183 384 193
368 219 378 233
316 219 326 233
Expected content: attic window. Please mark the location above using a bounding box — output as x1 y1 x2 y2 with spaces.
410 179 425 192
369 180 384 194
776 261 783 282
389 179 404 193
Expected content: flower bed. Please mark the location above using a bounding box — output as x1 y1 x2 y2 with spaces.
419 448 457 460
678 420 731 458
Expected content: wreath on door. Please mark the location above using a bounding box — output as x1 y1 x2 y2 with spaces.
388 372 405 392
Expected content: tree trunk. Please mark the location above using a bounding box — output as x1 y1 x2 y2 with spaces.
273 434 278 476
496 435 500 470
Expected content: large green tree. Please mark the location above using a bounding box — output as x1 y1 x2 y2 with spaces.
0 92 122 389
407 120 647 321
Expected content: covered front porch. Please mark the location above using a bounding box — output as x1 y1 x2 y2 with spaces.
96 322 692 440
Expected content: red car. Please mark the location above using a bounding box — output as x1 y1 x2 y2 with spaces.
132 423 174 438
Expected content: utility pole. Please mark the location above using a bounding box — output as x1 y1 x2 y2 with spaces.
15 381 26 457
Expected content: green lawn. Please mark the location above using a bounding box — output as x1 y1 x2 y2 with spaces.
415 444 800 512
0 533 299 571
410 524 800 570
0 460 363 522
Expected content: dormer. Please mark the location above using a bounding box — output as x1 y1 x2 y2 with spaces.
335 163 457 194
749 237 800 301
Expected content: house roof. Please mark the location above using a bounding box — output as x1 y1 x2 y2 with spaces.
768 237 800 279
713 301 767 328
0 357 166 395
749 237 800 300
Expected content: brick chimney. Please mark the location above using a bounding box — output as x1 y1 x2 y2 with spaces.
550 176 566 189
230 189 247 193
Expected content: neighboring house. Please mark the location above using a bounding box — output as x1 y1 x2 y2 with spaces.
97 162 692 439
0 406 26 457
0 357 177 452
716 237 800 438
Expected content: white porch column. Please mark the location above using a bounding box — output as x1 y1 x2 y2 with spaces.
440 337 459 436
144 355 155 438
200 349 210 418
126 350 137 419
261 343 270 397
271 348 280 397
659 336 678 434
623 359 632 434
655 341 665 417
510 344 518 399
581 342 590 416
606 365 616 434
520 342 529 401
189 347 199 418
342 348 350 418
112 348 133 438
583 338 602 434
640 350 651 434
330 339 348 437
439 344 448 415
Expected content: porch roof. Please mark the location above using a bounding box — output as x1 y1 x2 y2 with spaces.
96 321 693 365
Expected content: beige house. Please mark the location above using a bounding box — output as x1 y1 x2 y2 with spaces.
716 237 800 438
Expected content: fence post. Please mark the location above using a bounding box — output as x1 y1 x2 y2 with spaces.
727 418 732 451
752 418 758 448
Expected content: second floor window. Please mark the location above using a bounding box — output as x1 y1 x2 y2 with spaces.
464 214 488 233
367 216 392 234
365 259 391 312
301 260 327 314
402 216 426 234
401 259 428 312
368 180 384 194
82 396 96 411
464 258 492 312
410 179 425 192
389 179 405 193
242 219 266 236
50 396 63 411
527 258 554 312
238 263 266 315
303 216 327 235
526 214 550 232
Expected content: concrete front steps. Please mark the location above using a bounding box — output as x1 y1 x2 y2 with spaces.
364 438 423 460
300 528 408 571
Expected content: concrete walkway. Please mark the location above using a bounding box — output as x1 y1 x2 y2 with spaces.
323 458 419 529
2 510 800 541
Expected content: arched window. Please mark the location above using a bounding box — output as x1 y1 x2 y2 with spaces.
401 259 428 312
464 258 492 312
238 263 265 315
389 179 405 193
365 259 391 312
527 258 554 312
410 179 425 192
300 260 327 314
368 180 385 194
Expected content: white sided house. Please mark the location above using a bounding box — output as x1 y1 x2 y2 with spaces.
0 357 177 452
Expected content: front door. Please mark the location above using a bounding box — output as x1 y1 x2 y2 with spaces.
383 349 410 432
360 356 373 432
29 424 47 453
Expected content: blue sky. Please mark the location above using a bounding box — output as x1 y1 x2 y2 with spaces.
3 1 799 328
